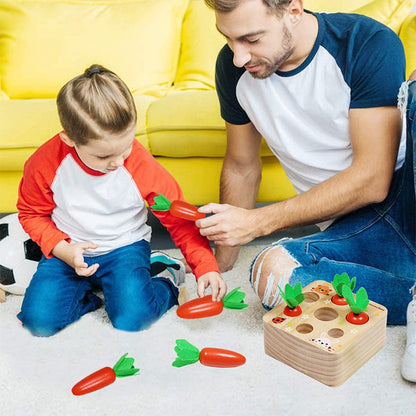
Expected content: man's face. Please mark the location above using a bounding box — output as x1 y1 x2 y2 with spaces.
215 0 295 79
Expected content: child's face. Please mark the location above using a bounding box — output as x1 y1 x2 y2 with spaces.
60 125 135 173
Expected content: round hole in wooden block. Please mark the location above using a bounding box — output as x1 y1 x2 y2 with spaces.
304 292 320 303
296 323 314 334
314 307 338 321
328 328 344 338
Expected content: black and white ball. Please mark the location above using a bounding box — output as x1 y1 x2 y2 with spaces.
0 214 42 295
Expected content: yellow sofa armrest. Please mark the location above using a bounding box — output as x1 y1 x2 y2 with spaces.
400 13 416 78
305 0 414 33
352 0 414 33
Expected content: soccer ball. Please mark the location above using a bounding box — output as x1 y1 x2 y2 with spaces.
0 213 42 295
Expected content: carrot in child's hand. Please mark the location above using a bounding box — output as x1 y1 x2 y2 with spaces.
177 287 248 319
71 353 139 396
172 339 246 368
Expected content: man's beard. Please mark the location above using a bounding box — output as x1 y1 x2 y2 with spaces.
249 25 294 79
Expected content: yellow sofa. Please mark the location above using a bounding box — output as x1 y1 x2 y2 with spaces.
0 0 415 212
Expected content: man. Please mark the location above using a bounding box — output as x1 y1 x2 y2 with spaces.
197 0 415 330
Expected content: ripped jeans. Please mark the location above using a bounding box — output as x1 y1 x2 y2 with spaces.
250 81 416 325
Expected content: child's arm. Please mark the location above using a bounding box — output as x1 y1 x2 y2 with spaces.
127 143 225 298
153 203 227 300
17 153 71 258
18 149 99 276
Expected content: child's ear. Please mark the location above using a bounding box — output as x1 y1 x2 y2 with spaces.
59 131 75 147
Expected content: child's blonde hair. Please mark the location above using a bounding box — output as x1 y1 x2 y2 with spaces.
57 64 137 145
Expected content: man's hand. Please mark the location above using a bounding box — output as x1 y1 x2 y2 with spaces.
52 240 99 277
197 271 227 302
410 70 416 81
196 203 260 247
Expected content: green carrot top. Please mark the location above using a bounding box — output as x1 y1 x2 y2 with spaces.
342 286 369 315
172 339 200 367
151 193 171 211
278 282 305 309
222 287 249 310
112 353 140 378
332 272 356 297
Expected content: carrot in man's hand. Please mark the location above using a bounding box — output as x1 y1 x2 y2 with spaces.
151 193 205 221
72 353 139 396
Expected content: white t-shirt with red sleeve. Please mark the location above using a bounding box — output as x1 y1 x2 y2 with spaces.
17 134 219 279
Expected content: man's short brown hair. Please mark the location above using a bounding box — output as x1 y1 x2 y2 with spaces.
205 0 292 15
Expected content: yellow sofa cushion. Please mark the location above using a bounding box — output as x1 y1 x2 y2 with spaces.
400 13 416 78
147 91 227 157
174 0 225 91
157 156 295 205
0 0 188 99
147 90 273 158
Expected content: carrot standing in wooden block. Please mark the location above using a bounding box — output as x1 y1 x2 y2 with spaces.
263 279 387 387
278 283 305 317
331 273 356 306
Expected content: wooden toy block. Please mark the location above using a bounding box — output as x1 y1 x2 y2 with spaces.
263 280 387 387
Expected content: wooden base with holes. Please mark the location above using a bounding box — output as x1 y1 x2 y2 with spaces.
263 280 387 387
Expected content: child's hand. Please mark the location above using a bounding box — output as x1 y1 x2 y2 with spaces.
197 272 227 302
52 240 99 277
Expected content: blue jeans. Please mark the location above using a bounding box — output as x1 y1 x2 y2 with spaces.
252 81 416 325
18 240 179 336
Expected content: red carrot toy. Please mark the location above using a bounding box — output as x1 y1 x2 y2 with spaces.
342 285 370 325
71 353 140 396
177 287 248 319
172 339 246 368
151 193 205 221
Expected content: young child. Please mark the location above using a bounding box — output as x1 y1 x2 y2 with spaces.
17 64 226 337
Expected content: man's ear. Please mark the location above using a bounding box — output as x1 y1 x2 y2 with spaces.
287 0 303 24
59 131 75 147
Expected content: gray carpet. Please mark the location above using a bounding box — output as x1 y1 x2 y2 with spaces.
1 244 415 416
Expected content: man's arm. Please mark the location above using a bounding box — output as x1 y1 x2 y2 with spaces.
198 105 402 246
214 121 263 271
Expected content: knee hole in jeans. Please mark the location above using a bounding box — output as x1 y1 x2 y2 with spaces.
250 245 300 307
